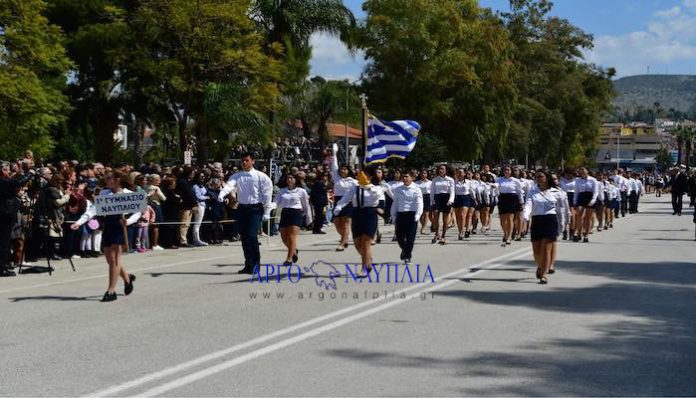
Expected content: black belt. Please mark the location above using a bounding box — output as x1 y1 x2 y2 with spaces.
238 203 263 208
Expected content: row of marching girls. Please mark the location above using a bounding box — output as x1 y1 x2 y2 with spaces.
557 167 641 243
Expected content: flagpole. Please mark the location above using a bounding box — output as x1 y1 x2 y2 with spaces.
359 93 368 168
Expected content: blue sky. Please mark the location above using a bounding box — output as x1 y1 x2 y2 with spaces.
309 0 696 80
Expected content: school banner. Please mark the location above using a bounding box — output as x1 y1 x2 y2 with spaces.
95 192 148 216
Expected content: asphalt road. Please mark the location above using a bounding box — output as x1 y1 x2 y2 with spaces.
1 195 695 397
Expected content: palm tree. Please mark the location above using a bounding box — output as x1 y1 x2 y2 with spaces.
252 0 356 51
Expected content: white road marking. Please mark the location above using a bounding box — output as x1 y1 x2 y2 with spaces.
84 247 530 397
137 251 533 397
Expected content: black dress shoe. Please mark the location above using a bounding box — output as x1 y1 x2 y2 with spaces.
124 274 136 295
101 291 117 302
238 267 255 274
0 269 17 277
50 255 63 261
548 269 556 275
292 250 299 263
312 231 327 234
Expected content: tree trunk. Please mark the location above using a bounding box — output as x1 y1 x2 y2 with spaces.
178 115 188 164
195 118 209 165
300 117 312 139
134 119 145 166
677 136 683 166
686 138 692 169
93 103 120 164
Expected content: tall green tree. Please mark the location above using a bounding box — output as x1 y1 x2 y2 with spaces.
358 0 518 161
500 0 615 167
120 0 283 162
45 0 129 162
0 0 72 160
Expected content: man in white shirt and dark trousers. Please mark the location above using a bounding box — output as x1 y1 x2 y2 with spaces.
391 170 423 264
218 153 273 274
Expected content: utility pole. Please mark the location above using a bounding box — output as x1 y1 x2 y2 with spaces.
345 86 349 166
359 93 368 167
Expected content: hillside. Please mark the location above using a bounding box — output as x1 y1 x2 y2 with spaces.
612 74 696 114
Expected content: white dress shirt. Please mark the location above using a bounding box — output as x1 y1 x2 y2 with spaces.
559 177 575 193
573 176 599 205
523 187 567 223
454 179 472 196
390 183 424 222
553 188 571 233
415 179 431 196
218 168 273 216
334 184 383 214
495 177 525 204
331 151 358 197
430 176 455 206
275 187 312 225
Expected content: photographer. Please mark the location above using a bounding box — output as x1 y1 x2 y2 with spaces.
1 161 33 277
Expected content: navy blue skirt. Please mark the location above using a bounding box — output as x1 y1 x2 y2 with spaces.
453 194 474 208
333 196 353 218
351 207 378 238
102 216 125 246
566 192 574 208
576 191 594 208
498 193 521 215
280 208 304 228
530 214 558 242
423 194 431 211
433 193 452 213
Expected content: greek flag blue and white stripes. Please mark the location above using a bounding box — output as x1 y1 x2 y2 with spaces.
365 115 421 164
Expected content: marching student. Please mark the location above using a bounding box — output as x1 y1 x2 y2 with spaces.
371 168 387 245
331 144 358 251
612 169 630 217
453 168 475 240
429 164 455 245
495 166 525 247
606 178 619 229
390 170 423 264
595 173 608 231
523 170 568 284
218 152 273 274
633 172 644 213
334 165 383 277
275 173 312 267
475 173 493 234
386 170 403 241
518 170 534 240
559 169 576 240
71 171 140 302
547 173 570 275
415 169 432 234
573 167 599 243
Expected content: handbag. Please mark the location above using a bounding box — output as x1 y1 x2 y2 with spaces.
87 218 100 231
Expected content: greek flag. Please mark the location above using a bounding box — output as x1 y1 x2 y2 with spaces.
365 115 421 164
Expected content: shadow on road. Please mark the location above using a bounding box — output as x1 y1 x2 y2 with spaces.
323 259 696 395
8 295 102 302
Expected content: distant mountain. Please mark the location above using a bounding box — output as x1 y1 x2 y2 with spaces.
612 75 696 115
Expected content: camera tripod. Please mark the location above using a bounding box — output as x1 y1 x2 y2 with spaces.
16 190 75 276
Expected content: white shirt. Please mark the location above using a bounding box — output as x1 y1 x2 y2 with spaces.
275 187 312 225
553 188 571 233
415 179 431 195
430 176 455 205
334 184 383 213
612 174 629 192
331 151 358 197
75 188 141 226
573 176 599 205
390 183 424 222
495 177 525 204
523 187 567 222
559 177 575 193
454 179 472 196
218 168 273 215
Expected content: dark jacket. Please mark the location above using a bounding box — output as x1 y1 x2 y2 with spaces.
176 178 197 210
671 173 688 195
309 180 328 207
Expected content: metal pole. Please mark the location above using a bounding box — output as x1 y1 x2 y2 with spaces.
616 133 620 170
345 88 349 166
359 93 368 168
